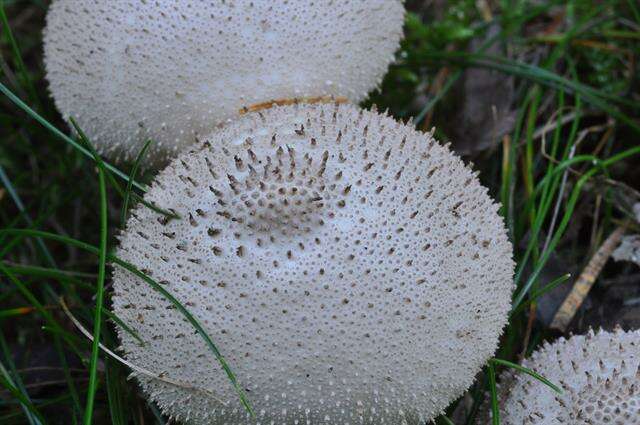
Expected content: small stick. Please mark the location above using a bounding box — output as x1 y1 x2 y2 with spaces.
550 225 627 331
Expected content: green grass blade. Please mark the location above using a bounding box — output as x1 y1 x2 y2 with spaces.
130 192 181 221
439 416 455 425
487 362 499 425
490 358 562 394
82 149 108 425
511 273 571 316
147 402 167 425
1 263 95 287
102 308 145 346
626 0 640 23
122 139 153 226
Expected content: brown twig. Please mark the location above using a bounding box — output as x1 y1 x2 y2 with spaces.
550 225 628 331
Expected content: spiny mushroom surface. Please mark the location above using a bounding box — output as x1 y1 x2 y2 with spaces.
492 328 640 425
111 102 514 424
43 0 405 163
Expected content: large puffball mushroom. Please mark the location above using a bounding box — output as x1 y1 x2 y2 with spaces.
111 102 514 424
43 1 405 163
492 328 640 424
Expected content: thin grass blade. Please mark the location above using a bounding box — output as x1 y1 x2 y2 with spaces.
122 139 153 226
81 137 109 425
490 358 562 394
488 362 500 425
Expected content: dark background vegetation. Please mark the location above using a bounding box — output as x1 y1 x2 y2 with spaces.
1 0 639 423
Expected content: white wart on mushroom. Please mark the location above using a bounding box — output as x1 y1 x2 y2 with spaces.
43 0 405 163
112 103 514 424
490 328 640 425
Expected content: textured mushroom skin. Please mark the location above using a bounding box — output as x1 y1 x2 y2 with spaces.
43 0 405 163
112 103 514 424
493 328 640 425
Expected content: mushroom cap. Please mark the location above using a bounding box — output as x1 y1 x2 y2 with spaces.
43 0 405 163
111 102 514 424
494 328 640 424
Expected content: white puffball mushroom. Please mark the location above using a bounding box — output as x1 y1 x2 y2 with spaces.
492 328 640 424
43 0 405 163
112 102 514 424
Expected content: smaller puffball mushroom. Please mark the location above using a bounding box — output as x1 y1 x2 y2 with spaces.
43 0 405 163
112 102 514 424
491 328 640 424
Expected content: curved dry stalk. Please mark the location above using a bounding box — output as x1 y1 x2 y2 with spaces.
59 297 227 406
